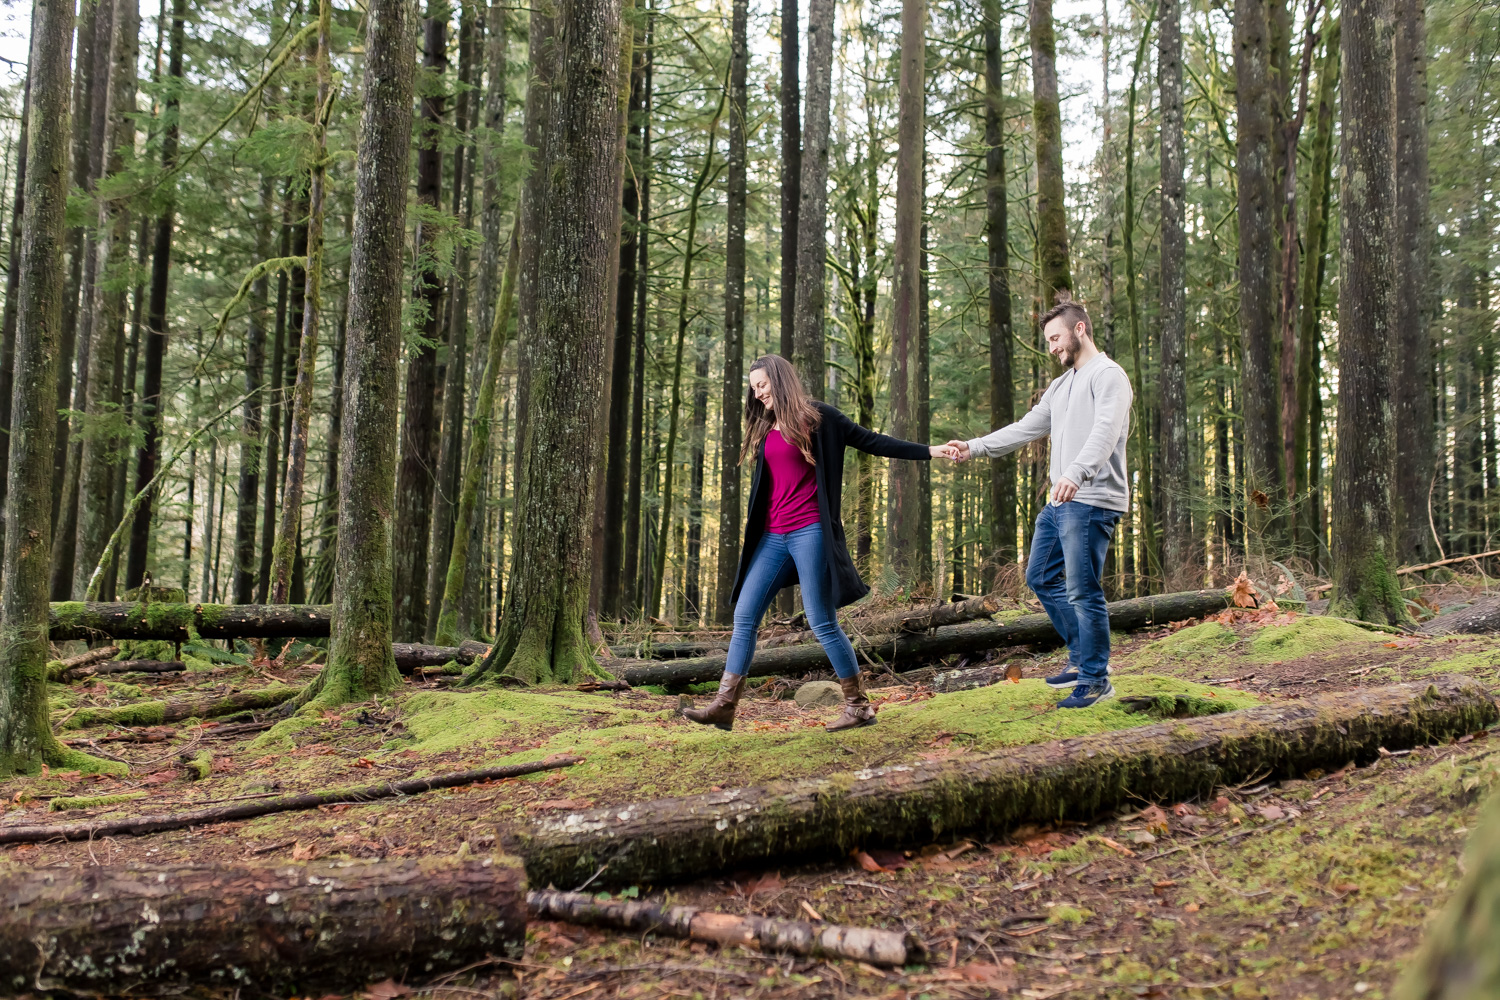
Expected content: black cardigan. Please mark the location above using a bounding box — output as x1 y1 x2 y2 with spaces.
731 401 931 610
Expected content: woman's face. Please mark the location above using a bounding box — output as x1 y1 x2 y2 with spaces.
749 369 775 411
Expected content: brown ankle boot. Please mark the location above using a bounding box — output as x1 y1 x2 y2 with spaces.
682 672 747 731
826 674 877 732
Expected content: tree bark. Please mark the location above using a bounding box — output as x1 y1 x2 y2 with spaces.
257 200 289 602
716 0 748 625
984 0 1014 580
521 677 1495 888
1123 9 1158 588
393 4 448 641
1029 0 1070 301
310 251 349 605
0 858 527 994
1157 0 1190 586
0 75 29 558
301 0 416 710
1330 0 1405 625
790 0 833 396
779 0 800 360
1392 0 1432 564
623 27 651 615
468 0 622 684
0 0 121 777
473 1 509 378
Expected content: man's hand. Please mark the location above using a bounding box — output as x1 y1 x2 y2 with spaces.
929 443 961 461
1051 477 1079 503
945 440 972 462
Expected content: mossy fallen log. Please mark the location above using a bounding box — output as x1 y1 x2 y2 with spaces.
44 645 120 680
57 685 302 729
611 589 1234 687
517 676 1496 889
393 639 489 671
0 857 527 994
48 601 333 641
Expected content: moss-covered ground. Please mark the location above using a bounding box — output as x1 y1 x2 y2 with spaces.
4 591 1500 998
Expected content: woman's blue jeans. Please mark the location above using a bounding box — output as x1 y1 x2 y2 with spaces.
1025 500 1121 683
726 523 860 679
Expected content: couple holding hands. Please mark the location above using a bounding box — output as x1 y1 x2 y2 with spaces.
685 301 1133 733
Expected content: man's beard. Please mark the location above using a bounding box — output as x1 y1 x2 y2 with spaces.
1057 332 1082 368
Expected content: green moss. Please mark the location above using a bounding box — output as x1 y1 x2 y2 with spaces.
102 681 144 700
1247 616 1385 663
1418 651 1500 679
1134 622 1239 665
59 700 167 729
996 608 1031 625
1048 904 1093 925
183 749 212 780
49 791 147 812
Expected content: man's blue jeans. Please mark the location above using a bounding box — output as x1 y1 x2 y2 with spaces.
726 523 860 679
1025 501 1121 683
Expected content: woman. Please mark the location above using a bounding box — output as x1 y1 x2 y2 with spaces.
684 355 954 732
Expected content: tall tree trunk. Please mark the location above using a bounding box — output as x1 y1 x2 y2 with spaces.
1158 0 1190 585
72 0 138 601
257 211 289 601
984 0 1014 580
1235 0 1284 538
1029 0 1070 301
125 0 185 592
623 22 651 616
685 344 709 620
779 0 800 360
602 38 645 622
312 0 416 712
887 0 923 584
198 438 216 599
715 0 747 626
1123 10 1157 587
917 215 932 588
1392 0 1432 563
310 281 346 606
1330 0 1404 625
0 76 29 560
0 0 120 776
466 0 623 684
393 5 448 640
271 0 332 605
790 0 833 396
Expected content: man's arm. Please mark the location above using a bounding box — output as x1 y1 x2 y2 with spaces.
1060 367 1132 487
961 391 1053 460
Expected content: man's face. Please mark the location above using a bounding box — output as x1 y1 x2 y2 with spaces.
1045 318 1086 368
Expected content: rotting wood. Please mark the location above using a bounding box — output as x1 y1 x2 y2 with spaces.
517 676 1495 888
527 888 922 966
0 755 581 844
57 685 303 729
0 857 526 993
609 589 1233 686
49 601 332 641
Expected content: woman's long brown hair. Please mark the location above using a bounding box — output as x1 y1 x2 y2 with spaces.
740 354 822 466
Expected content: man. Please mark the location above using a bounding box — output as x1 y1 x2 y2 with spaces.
948 301 1132 708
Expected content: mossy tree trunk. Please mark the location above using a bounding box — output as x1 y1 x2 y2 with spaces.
467 0 623 685
1029 0 1070 302
309 0 417 710
984 0 1014 580
0 0 121 777
779 0 800 362
1329 0 1406 626
790 0 833 396
714 0 747 626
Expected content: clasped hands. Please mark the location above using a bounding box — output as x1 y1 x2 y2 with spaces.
940 439 1078 502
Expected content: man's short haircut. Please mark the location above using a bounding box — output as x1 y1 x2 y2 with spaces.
1040 301 1093 340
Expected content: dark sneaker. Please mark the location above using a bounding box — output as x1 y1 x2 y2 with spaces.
1045 669 1081 689
1057 681 1115 709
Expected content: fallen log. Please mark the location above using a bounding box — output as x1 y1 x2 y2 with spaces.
518 675 1495 888
1420 595 1500 636
0 857 526 994
765 592 1008 649
393 639 489 670
49 601 333 641
611 589 1234 687
58 685 302 729
527 889 922 966
75 658 186 678
45 645 120 680
0 755 581 844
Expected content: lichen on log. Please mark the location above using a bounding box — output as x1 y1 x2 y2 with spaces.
517 676 1497 888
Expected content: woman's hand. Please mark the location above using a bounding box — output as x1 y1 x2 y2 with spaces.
929 443 961 461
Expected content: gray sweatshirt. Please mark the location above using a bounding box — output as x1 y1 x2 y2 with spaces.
966 353 1133 512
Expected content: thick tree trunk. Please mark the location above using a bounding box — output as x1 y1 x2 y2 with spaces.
0 858 527 994
887 0 925 586
1392 0 1432 564
610 589 1235 685
779 0 800 360
522 677 1495 888
790 0 833 396
309 264 348 605
473 1 508 379
1123 12 1158 588
468 0 622 685
271 0 331 606
984 0 1014 579
1330 0 1405 625
0 0 121 777
1235 0 1284 531
1029 0 1070 301
1158 0 1189 586
0 76 28 556
716 0 747 626
392 6 448 641
623 30 651 615
73 0 138 602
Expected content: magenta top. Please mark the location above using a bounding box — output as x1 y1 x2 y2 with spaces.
764 429 821 533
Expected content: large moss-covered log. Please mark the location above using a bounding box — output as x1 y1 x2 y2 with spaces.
58 685 302 729
612 589 1233 686
0 856 526 994
393 639 489 670
518 676 1496 888
49 601 333 640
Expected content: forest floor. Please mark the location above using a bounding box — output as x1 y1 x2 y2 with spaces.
5 582 1500 999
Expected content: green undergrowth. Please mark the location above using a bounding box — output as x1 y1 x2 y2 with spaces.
49 790 147 812
393 675 1260 806
1247 616 1387 662
1127 622 1239 667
